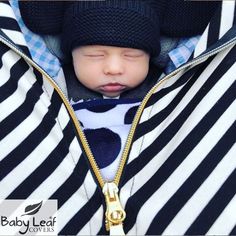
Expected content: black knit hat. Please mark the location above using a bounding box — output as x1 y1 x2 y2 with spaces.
19 0 221 39
19 0 220 55
61 0 160 57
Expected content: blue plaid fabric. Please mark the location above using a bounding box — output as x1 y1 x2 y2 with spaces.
165 36 200 74
10 0 61 79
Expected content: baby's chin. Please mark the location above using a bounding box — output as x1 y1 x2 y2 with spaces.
100 91 123 98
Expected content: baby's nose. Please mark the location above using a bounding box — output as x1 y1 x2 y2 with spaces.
103 56 124 75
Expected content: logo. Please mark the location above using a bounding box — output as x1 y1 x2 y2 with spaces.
0 200 57 235
21 201 43 217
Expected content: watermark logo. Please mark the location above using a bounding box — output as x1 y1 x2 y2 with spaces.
0 200 57 235
21 201 43 217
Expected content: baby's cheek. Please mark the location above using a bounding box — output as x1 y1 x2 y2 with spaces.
134 64 149 78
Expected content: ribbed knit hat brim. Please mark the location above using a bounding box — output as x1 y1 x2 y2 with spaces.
61 0 160 57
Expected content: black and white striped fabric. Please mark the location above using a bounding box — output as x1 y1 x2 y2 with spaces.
0 1 236 235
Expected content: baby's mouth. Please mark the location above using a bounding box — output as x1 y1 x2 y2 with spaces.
100 83 126 93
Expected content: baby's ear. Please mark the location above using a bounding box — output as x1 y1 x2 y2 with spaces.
19 1 70 35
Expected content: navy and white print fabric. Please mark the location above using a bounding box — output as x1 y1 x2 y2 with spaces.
71 98 141 181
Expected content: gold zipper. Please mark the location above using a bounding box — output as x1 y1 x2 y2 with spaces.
1 34 236 234
103 182 126 234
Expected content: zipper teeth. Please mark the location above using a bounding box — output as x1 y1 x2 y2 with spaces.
113 37 236 185
113 78 167 185
0 36 105 188
1 35 236 188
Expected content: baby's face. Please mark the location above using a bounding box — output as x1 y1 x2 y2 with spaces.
72 45 150 97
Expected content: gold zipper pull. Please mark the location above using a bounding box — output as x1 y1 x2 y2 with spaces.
102 182 126 235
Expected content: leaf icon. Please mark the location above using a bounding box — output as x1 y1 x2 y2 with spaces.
21 201 43 216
